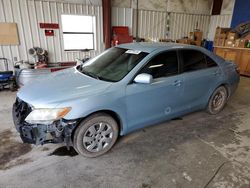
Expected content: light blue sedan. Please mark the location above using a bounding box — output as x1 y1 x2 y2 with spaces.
13 42 240 157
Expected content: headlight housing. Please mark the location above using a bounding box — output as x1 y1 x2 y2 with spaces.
25 107 71 124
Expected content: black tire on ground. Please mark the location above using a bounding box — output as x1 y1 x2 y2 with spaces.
73 113 119 158
206 86 228 115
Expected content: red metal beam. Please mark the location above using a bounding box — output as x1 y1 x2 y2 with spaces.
102 0 111 49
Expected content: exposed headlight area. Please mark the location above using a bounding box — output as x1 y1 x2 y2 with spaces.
25 107 71 124
13 98 77 146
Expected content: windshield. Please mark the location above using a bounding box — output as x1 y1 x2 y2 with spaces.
77 47 148 82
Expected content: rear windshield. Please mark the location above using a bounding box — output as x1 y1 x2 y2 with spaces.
77 47 148 82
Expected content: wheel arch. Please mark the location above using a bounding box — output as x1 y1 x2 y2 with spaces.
218 83 230 98
206 82 230 106
72 109 124 139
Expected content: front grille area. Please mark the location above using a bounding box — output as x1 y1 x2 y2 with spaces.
12 97 32 132
12 97 78 146
12 97 38 144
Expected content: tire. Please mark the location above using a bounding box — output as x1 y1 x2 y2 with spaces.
207 86 228 115
73 113 119 157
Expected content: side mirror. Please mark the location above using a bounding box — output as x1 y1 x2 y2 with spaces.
134 73 153 84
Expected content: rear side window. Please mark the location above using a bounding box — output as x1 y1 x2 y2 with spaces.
181 50 218 72
139 51 178 79
182 50 207 72
206 56 218 67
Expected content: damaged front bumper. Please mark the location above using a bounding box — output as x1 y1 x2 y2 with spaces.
12 98 79 147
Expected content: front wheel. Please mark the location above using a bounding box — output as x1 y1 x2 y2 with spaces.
207 86 228 115
73 113 119 157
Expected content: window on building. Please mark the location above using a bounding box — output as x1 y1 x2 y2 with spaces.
61 15 95 51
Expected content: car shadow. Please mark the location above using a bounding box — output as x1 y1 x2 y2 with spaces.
49 146 78 157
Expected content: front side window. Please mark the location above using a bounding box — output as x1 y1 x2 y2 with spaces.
77 47 148 82
182 50 207 72
139 51 179 79
61 15 95 50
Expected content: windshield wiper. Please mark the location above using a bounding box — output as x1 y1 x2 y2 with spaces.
81 70 100 80
79 68 116 82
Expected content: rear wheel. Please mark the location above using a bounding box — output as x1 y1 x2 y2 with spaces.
207 86 228 115
73 113 118 157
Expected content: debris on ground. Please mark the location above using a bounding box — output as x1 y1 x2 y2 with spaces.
183 172 192 182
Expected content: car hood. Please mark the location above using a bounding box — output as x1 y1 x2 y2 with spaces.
17 67 112 108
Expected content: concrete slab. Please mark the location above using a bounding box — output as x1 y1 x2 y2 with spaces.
0 77 250 188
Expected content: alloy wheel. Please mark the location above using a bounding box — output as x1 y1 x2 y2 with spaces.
83 122 113 153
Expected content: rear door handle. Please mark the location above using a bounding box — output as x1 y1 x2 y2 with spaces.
173 80 182 86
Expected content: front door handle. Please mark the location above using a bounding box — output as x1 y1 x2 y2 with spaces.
173 80 182 86
214 71 221 76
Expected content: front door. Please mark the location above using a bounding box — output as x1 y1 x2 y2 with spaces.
125 50 184 132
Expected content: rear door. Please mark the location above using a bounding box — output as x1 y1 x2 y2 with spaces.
179 49 221 109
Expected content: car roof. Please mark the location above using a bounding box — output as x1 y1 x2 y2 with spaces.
117 42 225 65
117 42 204 53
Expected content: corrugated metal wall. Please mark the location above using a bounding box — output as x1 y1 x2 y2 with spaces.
132 9 168 40
169 12 211 40
131 10 211 41
112 7 133 35
0 0 104 70
207 14 232 40
0 0 233 71
118 8 232 42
